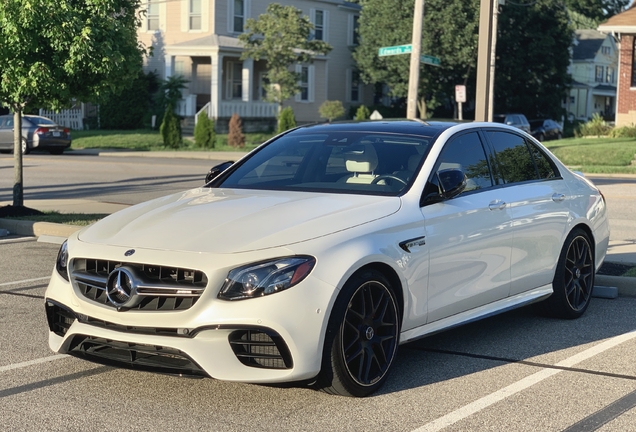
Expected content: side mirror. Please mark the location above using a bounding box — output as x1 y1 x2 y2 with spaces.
205 161 233 184
437 168 466 199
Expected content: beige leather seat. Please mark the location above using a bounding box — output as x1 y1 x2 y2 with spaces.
343 144 379 184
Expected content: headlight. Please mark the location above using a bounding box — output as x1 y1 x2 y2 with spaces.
56 240 69 281
218 256 315 301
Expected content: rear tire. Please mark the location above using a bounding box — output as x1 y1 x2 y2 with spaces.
534 228 594 319
316 269 400 397
21 138 29 155
537 133 545 142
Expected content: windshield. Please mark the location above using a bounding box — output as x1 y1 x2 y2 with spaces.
217 131 432 196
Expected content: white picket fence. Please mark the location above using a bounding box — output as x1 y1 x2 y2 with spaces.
39 108 84 130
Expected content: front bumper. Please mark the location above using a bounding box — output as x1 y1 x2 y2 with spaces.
45 258 338 383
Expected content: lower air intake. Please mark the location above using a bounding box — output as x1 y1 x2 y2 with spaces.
228 329 293 369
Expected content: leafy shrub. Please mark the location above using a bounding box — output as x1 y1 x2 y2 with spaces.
319 100 345 122
609 126 636 138
160 109 182 148
100 71 159 129
577 113 611 137
227 113 245 148
277 106 297 133
355 105 370 120
194 111 216 148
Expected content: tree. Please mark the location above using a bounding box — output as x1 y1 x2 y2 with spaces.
277 106 297 133
227 113 245 148
565 0 629 21
239 3 332 113
495 0 572 119
354 0 480 115
0 0 144 207
319 100 345 122
194 111 216 149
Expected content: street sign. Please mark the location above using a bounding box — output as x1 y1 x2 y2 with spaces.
455 85 467 103
378 44 412 57
420 55 441 67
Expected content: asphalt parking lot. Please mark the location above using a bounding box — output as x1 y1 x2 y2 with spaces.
2 237 635 432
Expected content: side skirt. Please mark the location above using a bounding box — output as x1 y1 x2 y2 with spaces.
399 284 553 344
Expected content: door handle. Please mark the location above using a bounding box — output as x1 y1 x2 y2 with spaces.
552 193 566 202
489 200 506 210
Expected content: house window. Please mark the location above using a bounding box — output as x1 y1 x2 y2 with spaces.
190 0 201 30
352 15 360 45
313 10 325 41
632 38 636 87
350 70 361 103
234 0 245 33
147 0 159 31
606 67 615 84
595 66 604 83
300 66 309 101
226 62 243 99
295 65 314 102
601 46 611 55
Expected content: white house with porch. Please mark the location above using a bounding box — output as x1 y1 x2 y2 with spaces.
138 0 372 130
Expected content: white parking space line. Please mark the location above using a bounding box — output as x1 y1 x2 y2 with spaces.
0 276 50 288
413 330 636 432
0 354 68 373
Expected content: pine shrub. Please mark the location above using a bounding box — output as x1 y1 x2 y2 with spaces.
194 111 216 148
227 113 245 148
355 105 370 120
277 106 297 133
160 109 182 148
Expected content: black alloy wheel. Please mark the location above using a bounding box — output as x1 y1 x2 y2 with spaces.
535 228 594 319
317 269 400 397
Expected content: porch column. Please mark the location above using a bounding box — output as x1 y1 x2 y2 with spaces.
210 52 224 119
242 58 253 104
165 55 175 80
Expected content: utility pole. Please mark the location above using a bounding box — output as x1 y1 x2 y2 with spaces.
407 0 425 119
475 0 501 122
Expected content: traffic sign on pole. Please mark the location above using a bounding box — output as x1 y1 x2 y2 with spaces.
420 55 441 67
378 44 413 57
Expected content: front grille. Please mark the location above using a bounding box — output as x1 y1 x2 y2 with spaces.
46 301 76 337
229 329 293 369
71 258 208 311
68 335 207 377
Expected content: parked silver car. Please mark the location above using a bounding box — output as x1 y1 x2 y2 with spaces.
0 115 72 155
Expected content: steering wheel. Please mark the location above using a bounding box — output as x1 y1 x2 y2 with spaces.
371 175 408 186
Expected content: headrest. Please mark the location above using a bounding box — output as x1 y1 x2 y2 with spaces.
345 144 378 173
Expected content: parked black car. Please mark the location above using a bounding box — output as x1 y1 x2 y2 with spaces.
529 119 563 141
0 114 72 155
492 114 531 133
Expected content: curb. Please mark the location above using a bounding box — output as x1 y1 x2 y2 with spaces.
0 219 81 238
595 274 636 297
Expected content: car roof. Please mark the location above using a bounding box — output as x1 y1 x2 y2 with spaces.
291 119 457 138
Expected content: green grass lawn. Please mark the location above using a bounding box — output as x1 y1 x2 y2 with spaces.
545 137 636 174
71 129 273 152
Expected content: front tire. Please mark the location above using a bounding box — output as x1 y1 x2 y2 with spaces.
536 228 594 319
316 269 400 397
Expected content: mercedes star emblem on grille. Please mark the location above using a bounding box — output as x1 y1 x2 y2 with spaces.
106 267 136 308
124 249 135 256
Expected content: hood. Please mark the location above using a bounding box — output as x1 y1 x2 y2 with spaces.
78 188 401 253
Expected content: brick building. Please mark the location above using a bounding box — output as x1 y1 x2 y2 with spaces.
598 5 636 126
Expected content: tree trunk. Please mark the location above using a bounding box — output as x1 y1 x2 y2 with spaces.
13 108 23 207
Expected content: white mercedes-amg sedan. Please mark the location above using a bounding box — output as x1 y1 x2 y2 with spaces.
45 120 610 397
